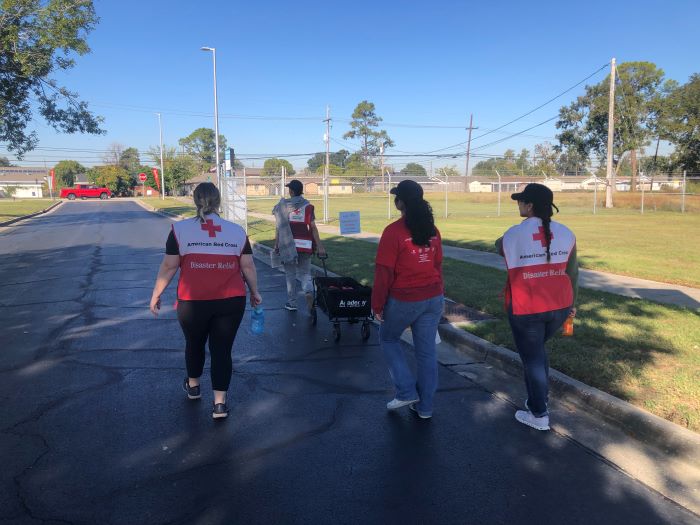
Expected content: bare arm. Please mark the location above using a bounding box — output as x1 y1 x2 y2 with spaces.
309 221 326 257
240 254 262 307
150 255 180 316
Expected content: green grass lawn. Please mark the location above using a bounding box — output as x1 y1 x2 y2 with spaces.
248 192 700 287
141 197 196 218
248 216 700 432
0 199 56 222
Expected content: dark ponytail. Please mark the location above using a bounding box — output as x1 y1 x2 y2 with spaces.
532 202 558 262
403 197 436 246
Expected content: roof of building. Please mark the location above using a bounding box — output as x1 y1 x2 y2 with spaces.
0 171 48 184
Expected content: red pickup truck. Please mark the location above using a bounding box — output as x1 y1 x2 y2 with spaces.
60 184 112 200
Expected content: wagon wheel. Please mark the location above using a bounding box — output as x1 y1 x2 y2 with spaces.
361 321 371 341
332 323 341 343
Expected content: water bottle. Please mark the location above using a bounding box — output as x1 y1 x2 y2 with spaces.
251 306 265 335
562 316 574 336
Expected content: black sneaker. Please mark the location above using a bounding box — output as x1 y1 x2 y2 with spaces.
182 378 201 400
284 302 298 311
212 403 229 420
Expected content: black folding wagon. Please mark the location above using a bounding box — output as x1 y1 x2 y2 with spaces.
311 255 373 342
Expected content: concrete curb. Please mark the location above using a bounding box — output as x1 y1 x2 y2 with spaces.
132 199 189 220
438 322 700 464
0 200 62 227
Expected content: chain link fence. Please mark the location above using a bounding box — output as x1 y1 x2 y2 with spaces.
220 167 698 234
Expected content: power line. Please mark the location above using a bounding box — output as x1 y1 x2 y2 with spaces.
468 62 609 143
471 116 559 152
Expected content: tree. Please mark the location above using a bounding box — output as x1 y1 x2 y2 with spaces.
472 152 521 177
343 101 394 161
167 156 199 195
0 0 104 156
262 158 295 179
400 163 427 177
87 165 128 193
664 74 700 172
118 147 141 173
53 160 84 189
178 128 227 166
516 149 531 173
307 149 350 172
439 165 461 178
533 142 560 178
3 185 19 198
555 148 588 176
556 62 667 201
0 156 13 167
102 143 124 166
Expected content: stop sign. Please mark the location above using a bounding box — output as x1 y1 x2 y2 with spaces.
138 173 147 182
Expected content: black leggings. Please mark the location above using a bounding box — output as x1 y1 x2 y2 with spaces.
177 296 246 391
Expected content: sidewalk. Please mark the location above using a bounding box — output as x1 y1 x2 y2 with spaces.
250 211 700 310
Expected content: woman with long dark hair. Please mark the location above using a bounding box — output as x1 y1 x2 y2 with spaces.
150 182 262 420
496 183 578 431
372 180 444 419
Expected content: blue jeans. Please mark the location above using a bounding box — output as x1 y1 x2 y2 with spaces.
380 295 444 415
508 307 571 417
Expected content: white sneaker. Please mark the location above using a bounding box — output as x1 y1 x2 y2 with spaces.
386 398 419 411
515 410 550 431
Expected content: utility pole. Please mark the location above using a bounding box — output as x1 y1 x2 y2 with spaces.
682 170 687 213
323 105 331 223
464 114 475 191
157 112 165 200
605 58 616 208
380 142 385 193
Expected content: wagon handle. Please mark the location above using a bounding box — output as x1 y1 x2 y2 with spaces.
317 253 329 277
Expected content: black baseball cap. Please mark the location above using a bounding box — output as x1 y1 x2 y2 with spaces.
285 179 303 194
511 183 554 205
390 179 424 201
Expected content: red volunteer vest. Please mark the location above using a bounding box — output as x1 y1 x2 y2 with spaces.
502 217 575 315
172 215 248 300
289 203 314 253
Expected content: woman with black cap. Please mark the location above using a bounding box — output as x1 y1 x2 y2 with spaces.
372 180 444 419
496 183 578 431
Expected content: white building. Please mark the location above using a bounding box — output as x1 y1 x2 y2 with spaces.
0 168 48 198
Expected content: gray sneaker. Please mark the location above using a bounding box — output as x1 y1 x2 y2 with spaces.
212 403 229 420
183 379 201 400
284 302 298 311
515 410 550 431
409 403 432 419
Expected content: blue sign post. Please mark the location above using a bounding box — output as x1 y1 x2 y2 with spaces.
339 211 361 235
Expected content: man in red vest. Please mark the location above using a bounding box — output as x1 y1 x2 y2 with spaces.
273 179 326 312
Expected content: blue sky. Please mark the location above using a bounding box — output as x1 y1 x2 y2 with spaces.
7 0 700 171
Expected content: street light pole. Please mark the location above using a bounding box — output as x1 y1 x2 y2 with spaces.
201 46 221 189
156 112 165 200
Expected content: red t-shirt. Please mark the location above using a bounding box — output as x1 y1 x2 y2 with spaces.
371 219 443 313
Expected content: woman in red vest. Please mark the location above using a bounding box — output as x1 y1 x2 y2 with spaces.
372 180 444 419
149 183 262 420
496 183 578 431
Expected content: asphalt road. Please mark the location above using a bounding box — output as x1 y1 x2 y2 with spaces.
1 201 697 525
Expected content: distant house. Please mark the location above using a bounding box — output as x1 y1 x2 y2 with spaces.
0 167 48 198
74 173 90 185
133 185 161 198
182 172 217 195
